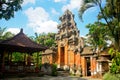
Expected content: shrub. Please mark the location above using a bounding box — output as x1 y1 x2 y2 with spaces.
51 64 58 76
0 73 4 79
103 72 120 80
109 48 120 74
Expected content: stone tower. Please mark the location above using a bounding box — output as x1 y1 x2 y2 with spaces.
55 10 84 72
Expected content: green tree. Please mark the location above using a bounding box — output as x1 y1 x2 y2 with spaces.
79 0 120 74
109 48 120 74
0 27 14 40
34 32 56 47
12 52 24 62
79 0 120 51
0 27 6 40
0 0 23 20
31 32 56 67
85 22 109 53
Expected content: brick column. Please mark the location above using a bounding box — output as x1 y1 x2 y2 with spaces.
64 44 68 65
81 57 86 76
57 43 61 68
91 57 97 78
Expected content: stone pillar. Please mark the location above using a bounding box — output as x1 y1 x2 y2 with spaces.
99 62 102 75
35 52 39 72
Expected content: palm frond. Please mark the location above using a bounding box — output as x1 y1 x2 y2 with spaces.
79 0 98 21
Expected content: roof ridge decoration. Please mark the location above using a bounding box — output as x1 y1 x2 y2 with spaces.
20 28 23 33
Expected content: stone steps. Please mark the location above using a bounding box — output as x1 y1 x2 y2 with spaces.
57 71 69 76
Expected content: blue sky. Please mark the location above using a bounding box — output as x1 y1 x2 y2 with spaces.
0 0 100 37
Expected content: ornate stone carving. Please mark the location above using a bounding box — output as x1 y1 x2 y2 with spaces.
55 10 84 53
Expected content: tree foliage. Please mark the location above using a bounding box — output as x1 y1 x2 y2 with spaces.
31 32 56 65
79 0 120 50
79 0 120 74
12 52 24 62
0 0 23 20
85 22 110 52
109 48 120 74
0 27 14 40
34 32 56 47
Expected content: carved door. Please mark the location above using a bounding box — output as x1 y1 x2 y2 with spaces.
60 47 65 66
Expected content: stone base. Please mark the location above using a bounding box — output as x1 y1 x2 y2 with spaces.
75 69 82 76
57 64 60 69
63 65 69 71
69 67 75 75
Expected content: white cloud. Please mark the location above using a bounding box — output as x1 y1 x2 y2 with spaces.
6 28 20 34
24 7 58 34
22 0 35 6
54 0 66 2
35 20 58 33
62 0 83 11
51 8 59 15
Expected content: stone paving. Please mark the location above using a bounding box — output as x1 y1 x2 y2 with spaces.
1 76 102 80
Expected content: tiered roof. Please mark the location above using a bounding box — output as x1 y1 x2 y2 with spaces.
0 29 47 53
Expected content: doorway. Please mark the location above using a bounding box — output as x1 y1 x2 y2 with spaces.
86 57 91 76
60 47 65 66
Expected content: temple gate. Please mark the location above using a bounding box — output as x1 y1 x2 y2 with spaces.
55 10 84 75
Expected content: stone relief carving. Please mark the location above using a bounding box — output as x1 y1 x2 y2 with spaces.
55 10 84 53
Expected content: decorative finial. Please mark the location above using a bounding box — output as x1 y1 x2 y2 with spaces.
20 28 23 33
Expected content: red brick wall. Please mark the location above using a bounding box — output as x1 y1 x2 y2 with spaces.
75 53 81 67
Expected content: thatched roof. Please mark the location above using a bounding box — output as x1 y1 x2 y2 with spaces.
81 46 94 55
0 29 47 53
97 57 110 62
42 49 55 55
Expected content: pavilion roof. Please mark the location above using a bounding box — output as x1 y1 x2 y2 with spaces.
0 29 47 53
81 46 94 55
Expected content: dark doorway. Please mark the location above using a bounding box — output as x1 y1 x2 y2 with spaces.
86 57 91 76
60 47 65 66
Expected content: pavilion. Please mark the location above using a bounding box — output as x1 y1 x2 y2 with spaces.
0 29 47 73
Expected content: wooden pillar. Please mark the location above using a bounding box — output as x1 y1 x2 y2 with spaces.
8 52 12 66
8 52 9 64
36 52 39 67
35 52 39 72
10 52 12 65
2 51 6 73
24 53 26 65
0 51 3 72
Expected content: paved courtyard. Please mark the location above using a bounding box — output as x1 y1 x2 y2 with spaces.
2 76 102 80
